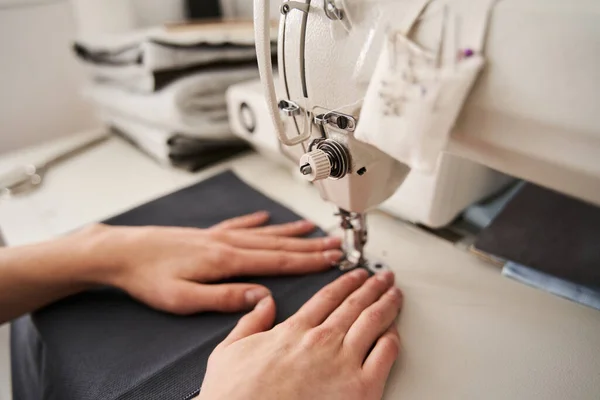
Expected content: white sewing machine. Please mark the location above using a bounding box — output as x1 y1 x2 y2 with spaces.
247 0 600 269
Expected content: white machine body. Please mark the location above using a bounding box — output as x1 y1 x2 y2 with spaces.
272 4 411 214
228 78 513 227
227 79 288 164
253 0 600 265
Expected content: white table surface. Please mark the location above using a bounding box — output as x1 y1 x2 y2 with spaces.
0 132 599 400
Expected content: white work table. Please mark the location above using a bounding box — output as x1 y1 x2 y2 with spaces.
0 132 599 400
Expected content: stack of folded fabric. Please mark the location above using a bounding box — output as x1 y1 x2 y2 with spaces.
74 21 276 170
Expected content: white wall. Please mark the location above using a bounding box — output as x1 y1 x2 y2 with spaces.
72 0 185 38
0 0 98 155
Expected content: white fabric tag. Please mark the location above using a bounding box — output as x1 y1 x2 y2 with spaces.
354 0 493 172
355 35 484 172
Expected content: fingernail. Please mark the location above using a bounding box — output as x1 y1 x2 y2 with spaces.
254 211 269 218
324 237 342 247
296 220 314 227
376 270 395 284
387 287 402 301
350 268 369 279
324 249 344 265
255 296 271 309
245 287 271 307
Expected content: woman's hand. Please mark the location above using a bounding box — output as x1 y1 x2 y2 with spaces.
86 211 343 315
199 269 403 400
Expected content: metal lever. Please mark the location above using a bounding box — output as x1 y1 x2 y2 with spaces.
337 209 367 270
278 100 302 117
324 0 344 20
280 1 309 14
254 0 312 146
315 111 357 132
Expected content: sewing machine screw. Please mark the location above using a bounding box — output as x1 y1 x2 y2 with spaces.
281 1 309 15
299 149 331 181
357 167 367 176
336 116 349 130
314 111 357 132
299 139 350 181
300 163 312 176
278 99 302 117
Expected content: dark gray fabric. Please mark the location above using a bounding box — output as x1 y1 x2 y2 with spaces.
184 0 222 20
474 183 600 287
11 170 344 400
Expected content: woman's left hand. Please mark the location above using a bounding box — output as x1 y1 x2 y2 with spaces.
81 211 343 315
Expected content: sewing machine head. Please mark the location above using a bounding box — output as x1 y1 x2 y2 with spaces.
254 0 413 269
254 0 600 268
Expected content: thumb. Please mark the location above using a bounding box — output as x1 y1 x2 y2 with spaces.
220 295 276 347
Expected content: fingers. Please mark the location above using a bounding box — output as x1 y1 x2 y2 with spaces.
216 231 342 252
211 211 270 230
292 268 370 327
230 248 344 276
321 271 395 333
245 220 316 237
168 282 273 314
362 325 401 382
220 296 277 347
211 213 318 238
343 286 403 360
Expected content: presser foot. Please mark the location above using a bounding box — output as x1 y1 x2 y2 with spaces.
338 254 389 274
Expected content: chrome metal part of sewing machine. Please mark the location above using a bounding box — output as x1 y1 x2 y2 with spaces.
297 133 367 270
336 209 367 270
254 0 411 270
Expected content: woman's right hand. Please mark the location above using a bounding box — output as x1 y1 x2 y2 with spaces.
199 269 403 400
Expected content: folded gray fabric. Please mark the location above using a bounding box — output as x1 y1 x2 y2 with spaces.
104 114 240 165
85 66 259 138
74 22 276 92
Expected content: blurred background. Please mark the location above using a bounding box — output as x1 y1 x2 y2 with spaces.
0 0 280 155
0 1 280 398
1 1 598 399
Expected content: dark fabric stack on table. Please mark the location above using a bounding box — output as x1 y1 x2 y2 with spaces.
74 20 277 170
184 0 222 20
473 183 600 309
11 171 345 400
